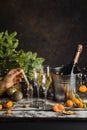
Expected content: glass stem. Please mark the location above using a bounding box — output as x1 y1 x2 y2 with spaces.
44 88 47 110
36 85 39 107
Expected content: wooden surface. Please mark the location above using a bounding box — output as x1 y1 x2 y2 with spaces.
0 98 87 121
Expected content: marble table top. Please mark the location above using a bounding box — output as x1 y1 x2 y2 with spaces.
0 98 87 121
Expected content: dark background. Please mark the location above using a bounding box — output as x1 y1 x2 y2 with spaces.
0 0 87 129
0 0 87 69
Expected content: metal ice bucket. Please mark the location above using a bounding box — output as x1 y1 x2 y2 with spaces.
51 67 77 102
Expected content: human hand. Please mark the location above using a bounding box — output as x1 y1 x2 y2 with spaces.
3 68 23 89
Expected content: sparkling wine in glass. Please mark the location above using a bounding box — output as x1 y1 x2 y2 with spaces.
41 65 52 110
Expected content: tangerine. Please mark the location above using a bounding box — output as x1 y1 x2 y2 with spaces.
78 85 87 93
3 100 13 108
78 102 84 108
65 100 73 107
52 104 59 112
52 103 65 112
0 104 3 110
72 98 80 105
57 104 65 111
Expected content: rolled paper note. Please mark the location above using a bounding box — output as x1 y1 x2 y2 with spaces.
21 69 31 89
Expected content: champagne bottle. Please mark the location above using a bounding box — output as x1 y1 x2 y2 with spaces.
59 44 83 75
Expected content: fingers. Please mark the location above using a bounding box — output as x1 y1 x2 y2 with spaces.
7 69 18 75
4 68 23 83
10 71 23 84
15 74 23 82
7 68 22 75
12 71 22 78
3 68 25 89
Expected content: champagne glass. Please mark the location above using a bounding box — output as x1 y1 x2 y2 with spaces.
33 67 42 108
40 65 52 110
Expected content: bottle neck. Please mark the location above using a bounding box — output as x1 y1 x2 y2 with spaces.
73 44 83 64
73 51 81 64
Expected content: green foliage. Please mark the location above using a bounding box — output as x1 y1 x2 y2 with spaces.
0 30 45 80
75 93 87 108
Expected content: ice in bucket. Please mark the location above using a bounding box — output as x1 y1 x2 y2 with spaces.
55 75 76 102
51 67 76 102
